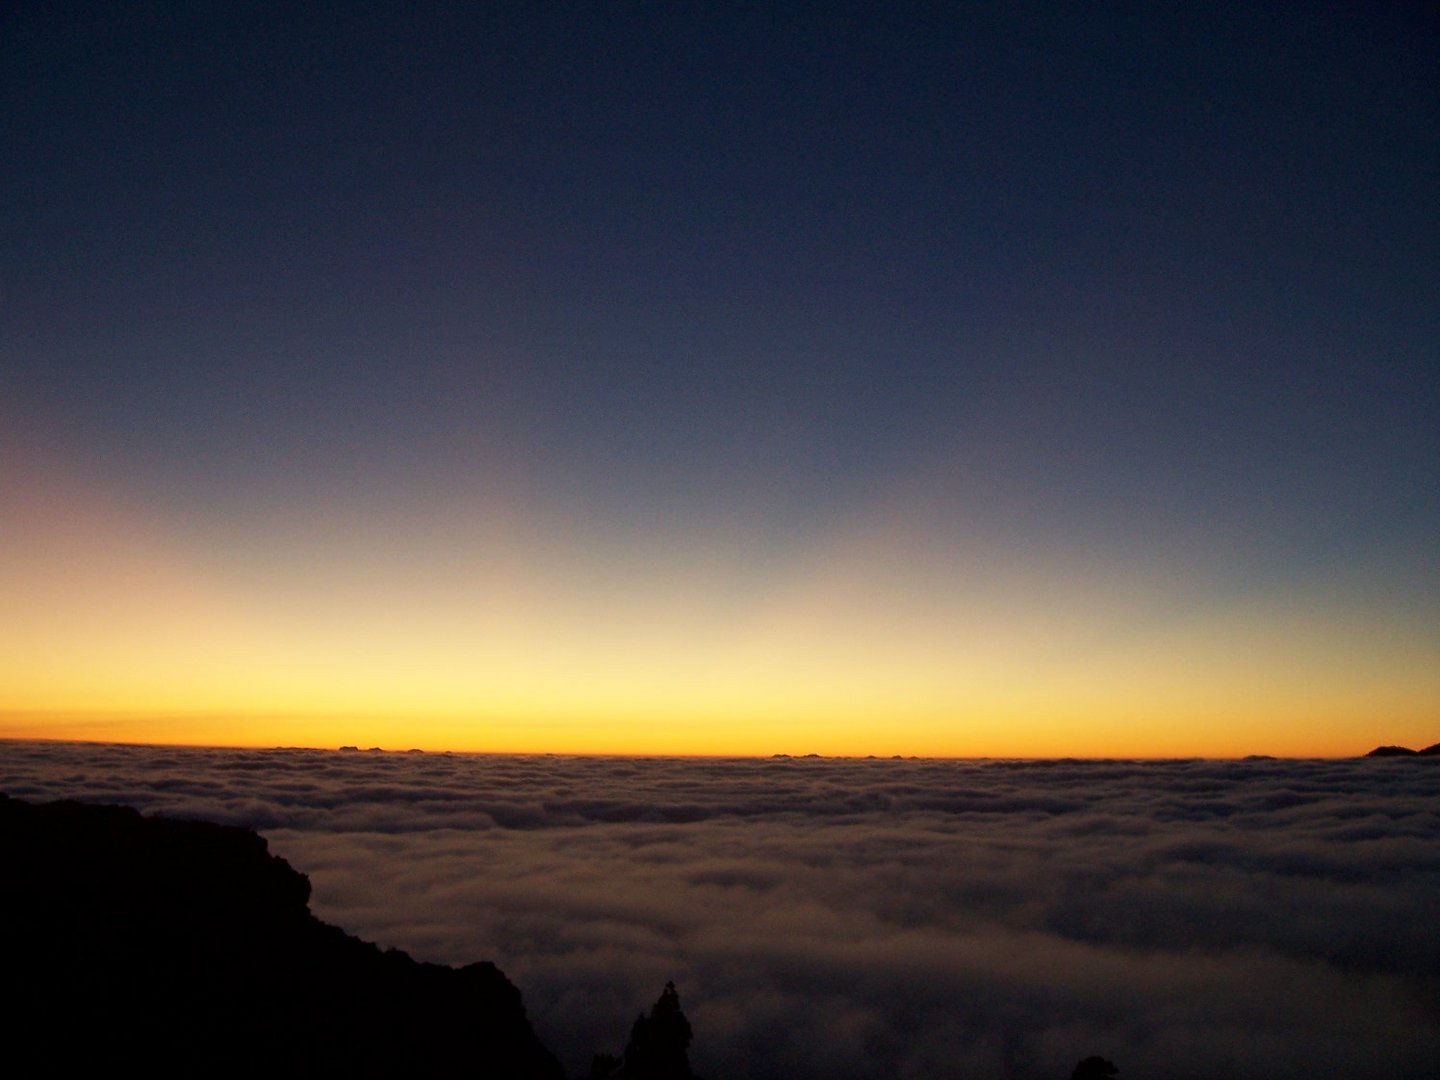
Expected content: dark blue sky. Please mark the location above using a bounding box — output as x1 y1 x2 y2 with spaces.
2 3 1436 752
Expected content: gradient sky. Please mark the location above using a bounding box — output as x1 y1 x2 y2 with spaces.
2 3 1437 755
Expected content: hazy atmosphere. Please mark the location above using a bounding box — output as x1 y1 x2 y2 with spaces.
5 742 1438 1079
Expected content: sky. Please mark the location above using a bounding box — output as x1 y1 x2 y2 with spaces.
4 744 1438 1079
2 3 1437 755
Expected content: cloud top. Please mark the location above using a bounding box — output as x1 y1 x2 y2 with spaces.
4 742 1437 1079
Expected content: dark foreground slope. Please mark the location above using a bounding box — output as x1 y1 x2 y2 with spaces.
0 794 564 1079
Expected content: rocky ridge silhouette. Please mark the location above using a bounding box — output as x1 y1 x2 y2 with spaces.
0 793 564 1077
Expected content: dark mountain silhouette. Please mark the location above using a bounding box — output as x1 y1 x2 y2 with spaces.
1365 743 1422 760
0 793 564 1078
1422 743 1440 756
586 981 697 1080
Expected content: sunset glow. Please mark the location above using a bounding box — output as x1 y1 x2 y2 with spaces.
4 430 1434 757
2 5 1435 760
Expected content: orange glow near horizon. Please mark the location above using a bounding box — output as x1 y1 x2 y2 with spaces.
3 444 1436 760
0 701 1428 759
4 640 1435 759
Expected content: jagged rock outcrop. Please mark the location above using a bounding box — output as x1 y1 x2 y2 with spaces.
586 981 696 1080
0 794 564 1078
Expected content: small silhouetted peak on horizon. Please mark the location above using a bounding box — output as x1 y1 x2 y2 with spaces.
1364 744 1440 757
1071 1056 1119 1079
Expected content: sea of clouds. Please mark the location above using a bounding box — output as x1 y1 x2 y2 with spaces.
3 741 1437 1079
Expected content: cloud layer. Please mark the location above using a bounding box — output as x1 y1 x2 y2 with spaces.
4 742 1437 1079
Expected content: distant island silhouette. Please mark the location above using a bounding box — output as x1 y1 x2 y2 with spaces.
1 793 1118 1078
1364 743 1440 757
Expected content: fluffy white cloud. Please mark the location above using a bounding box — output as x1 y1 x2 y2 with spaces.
4 742 1437 1078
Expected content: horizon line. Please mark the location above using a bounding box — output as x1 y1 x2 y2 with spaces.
0 733 1393 762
